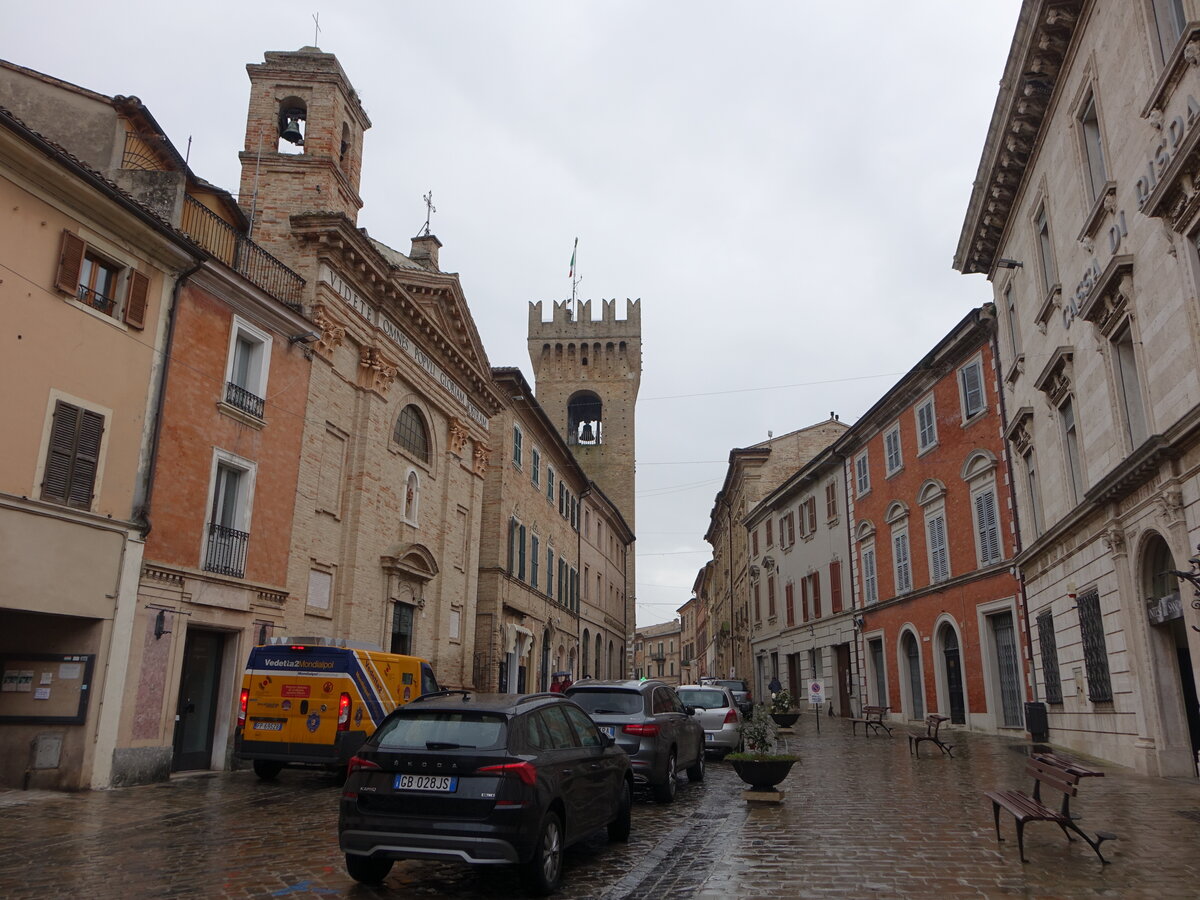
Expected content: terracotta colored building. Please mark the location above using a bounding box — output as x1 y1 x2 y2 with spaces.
840 308 1028 733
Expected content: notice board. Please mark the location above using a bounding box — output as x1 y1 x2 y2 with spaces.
0 653 94 724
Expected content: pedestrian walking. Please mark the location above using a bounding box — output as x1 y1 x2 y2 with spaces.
768 675 782 695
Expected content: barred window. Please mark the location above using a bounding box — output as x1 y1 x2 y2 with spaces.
394 405 430 462
1036 610 1063 705
1076 588 1112 703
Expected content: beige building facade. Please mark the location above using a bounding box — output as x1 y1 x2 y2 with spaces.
634 620 683 685
956 0 1200 775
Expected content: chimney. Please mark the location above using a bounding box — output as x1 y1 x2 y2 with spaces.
410 234 442 272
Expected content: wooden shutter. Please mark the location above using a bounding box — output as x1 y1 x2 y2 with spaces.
124 270 149 329
812 572 822 618
785 582 795 626
56 231 86 295
830 560 842 613
41 401 104 508
801 576 809 622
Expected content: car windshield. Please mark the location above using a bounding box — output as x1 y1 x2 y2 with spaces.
716 681 747 692
677 689 728 709
373 710 507 751
565 689 643 715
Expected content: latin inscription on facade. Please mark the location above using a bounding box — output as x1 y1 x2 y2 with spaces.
319 264 489 429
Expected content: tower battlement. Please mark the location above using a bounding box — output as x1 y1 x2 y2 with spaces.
528 299 641 338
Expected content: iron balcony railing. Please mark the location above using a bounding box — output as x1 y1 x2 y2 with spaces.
225 381 265 420
203 522 249 578
181 195 304 310
77 286 115 315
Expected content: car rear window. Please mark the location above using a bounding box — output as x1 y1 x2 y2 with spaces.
678 689 728 709
373 710 507 751
717 681 748 692
565 689 643 715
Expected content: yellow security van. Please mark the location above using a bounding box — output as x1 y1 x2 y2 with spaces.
235 636 438 779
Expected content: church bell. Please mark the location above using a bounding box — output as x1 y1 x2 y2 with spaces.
279 110 305 146
579 422 595 442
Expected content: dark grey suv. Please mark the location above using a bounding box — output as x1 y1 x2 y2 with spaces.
565 679 704 803
338 691 632 895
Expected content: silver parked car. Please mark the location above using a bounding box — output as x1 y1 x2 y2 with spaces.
676 684 743 758
565 679 704 802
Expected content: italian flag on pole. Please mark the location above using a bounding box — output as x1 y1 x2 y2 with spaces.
569 237 578 278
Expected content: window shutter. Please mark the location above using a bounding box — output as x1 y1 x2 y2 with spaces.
124 270 149 329
68 409 104 508
801 577 809 622
812 573 822 618
41 402 81 503
56 231 86 295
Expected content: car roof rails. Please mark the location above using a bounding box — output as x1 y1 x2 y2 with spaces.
515 692 559 706
412 689 472 703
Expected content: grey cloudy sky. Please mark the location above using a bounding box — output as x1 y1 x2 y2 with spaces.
5 1 1019 627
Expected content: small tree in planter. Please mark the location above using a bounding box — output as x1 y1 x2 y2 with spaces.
769 690 800 727
727 704 798 791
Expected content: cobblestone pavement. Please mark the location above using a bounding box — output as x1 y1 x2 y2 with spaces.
0 719 1198 898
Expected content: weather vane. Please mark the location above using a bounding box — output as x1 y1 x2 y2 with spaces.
312 12 321 46
421 191 436 236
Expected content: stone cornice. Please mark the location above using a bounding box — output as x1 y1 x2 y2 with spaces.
955 0 1085 275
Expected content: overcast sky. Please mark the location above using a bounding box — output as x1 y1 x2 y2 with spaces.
5 1 1020 627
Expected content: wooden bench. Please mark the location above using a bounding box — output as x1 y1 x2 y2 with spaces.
850 705 892 736
907 714 953 757
984 754 1116 864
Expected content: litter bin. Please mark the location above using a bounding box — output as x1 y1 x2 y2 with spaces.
1024 701 1049 742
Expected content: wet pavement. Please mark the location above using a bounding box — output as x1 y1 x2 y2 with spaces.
1 718 1198 898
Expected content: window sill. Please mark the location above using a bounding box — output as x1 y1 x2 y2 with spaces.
304 605 334 619
1035 283 1062 332
1004 354 1025 386
885 466 904 480
1076 182 1117 242
1140 24 1200 119
216 401 265 430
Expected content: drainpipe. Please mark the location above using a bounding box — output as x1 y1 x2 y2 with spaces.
136 259 204 538
989 311 1039 703
839 449 864 717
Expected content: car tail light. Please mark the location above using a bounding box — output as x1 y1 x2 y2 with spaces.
624 723 660 737
723 708 738 725
346 755 381 775
746 692 753 703
337 692 351 731
477 761 538 786
237 688 248 729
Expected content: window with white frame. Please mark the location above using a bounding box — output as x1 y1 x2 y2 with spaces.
1059 396 1085 504
825 481 838 520
916 396 937 453
546 466 555 502
862 543 878 605
1035 203 1058 295
1112 323 1148 448
204 451 256 578
1151 0 1187 64
892 528 912 594
959 358 985 420
1078 91 1108 203
54 230 150 328
1003 282 1022 362
224 317 272 420
531 533 541 588
884 424 903 475
40 399 106 510
512 425 523 468
926 510 949 583
855 451 870 496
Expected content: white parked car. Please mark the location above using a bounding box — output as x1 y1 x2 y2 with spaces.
676 684 743 758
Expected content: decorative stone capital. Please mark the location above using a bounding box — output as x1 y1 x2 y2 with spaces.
358 346 397 394
472 442 490 477
448 417 469 456
1103 526 1127 556
311 304 346 356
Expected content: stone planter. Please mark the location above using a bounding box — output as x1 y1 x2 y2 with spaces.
729 757 797 791
770 712 800 728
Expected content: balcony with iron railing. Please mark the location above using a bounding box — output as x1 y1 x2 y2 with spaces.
181 195 304 310
649 649 666 661
203 522 249 578
77 286 115 316
225 381 265 420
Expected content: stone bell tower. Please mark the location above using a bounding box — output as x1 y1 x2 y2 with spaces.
238 47 371 250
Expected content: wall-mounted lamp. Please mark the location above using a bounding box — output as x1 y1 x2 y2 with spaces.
154 609 171 640
289 330 320 345
996 258 1024 269
853 614 865 630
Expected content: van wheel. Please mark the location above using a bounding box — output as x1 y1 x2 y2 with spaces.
345 854 393 884
522 810 564 895
253 760 283 780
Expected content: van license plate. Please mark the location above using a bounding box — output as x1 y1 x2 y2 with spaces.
253 721 284 731
394 774 457 792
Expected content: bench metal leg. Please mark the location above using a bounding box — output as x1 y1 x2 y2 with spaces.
991 801 1003 843
1015 819 1029 863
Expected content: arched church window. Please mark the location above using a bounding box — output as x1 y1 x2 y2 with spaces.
394 404 430 462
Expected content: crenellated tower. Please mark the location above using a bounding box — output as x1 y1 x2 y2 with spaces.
528 298 641 524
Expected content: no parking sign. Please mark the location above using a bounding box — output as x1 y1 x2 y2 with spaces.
808 680 824 706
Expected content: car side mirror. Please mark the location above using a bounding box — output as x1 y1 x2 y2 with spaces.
600 731 616 748
685 705 696 716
